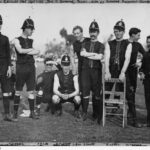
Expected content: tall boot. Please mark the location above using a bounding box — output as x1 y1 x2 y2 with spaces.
12 95 20 122
3 96 12 121
74 103 81 119
82 98 89 121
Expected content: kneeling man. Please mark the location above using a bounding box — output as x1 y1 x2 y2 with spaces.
52 55 81 118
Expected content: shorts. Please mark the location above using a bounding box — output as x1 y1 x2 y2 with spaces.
81 68 102 98
16 63 35 91
0 75 11 93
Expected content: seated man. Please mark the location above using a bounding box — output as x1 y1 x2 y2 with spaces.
52 55 81 118
35 56 61 117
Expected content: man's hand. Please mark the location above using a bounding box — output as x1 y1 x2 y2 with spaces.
105 72 111 81
139 72 145 80
7 66 12 78
61 94 69 100
119 72 125 82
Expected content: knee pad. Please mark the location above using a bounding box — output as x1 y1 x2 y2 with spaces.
37 90 43 97
52 95 60 104
3 93 9 97
28 91 35 99
74 96 81 104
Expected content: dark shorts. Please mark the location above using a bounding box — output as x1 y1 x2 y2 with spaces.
16 63 35 91
81 68 102 98
60 97 75 104
0 75 11 93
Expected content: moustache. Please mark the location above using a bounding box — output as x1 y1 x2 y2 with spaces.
90 35 96 38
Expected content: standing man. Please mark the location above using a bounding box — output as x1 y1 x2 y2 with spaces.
12 17 39 121
80 20 104 124
139 35 150 127
52 55 81 118
71 26 90 113
126 28 145 127
105 20 132 123
0 15 12 121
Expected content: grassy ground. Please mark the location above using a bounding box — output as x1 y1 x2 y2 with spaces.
0 62 149 145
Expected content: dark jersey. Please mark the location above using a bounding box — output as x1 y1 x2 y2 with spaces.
81 40 104 69
57 70 75 94
0 32 11 75
140 51 150 78
127 40 145 69
73 38 90 71
108 39 129 77
37 70 57 94
15 36 34 64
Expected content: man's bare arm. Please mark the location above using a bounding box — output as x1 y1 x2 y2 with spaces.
13 38 33 54
68 75 79 98
120 43 132 74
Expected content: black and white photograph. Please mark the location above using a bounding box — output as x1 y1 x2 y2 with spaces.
0 0 150 147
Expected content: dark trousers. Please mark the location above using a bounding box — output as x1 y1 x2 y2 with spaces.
143 78 150 124
126 70 137 122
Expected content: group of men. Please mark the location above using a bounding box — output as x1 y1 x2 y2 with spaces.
0 14 150 128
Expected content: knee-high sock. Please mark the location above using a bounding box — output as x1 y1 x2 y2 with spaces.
36 95 42 108
14 95 20 113
82 98 89 113
3 96 10 114
28 98 35 111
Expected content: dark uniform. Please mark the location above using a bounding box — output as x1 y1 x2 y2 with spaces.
0 15 12 121
81 21 104 123
13 18 38 120
126 40 145 124
35 59 61 115
73 37 90 90
52 55 81 117
139 51 150 127
15 36 35 91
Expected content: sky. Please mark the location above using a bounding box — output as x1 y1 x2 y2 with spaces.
0 3 150 53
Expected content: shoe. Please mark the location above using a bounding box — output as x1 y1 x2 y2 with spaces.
82 113 88 121
133 122 143 128
35 108 40 117
74 111 81 119
3 114 12 122
55 109 62 116
29 111 39 119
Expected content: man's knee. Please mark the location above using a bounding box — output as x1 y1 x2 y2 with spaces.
74 96 81 104
37 90 43 97
3 93 10 97
15 91 21 96
28 91 35 99
52 95 60 104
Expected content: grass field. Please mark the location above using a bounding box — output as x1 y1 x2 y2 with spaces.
0 62 150 145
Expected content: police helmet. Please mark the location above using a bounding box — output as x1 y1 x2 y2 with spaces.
61 55 70 66
21 17 35 30
89 20 99 33
114 19 125 31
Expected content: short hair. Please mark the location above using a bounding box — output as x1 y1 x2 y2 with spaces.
146 35 150 41
72 25 83 34
129 28 141 37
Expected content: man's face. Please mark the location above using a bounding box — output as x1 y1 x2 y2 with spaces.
45 63 53 72
89 31 99 41
62 65 70 74
25 28 34 36
147 38 150 49
132 32 140 42
114 29 124 40
73 28 83 41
